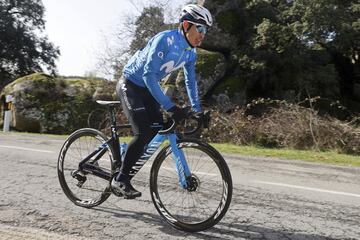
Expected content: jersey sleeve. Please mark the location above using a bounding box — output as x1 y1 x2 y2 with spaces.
183 53 201 112
143 33 175 111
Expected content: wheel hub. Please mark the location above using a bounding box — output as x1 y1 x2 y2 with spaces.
186 175 200 192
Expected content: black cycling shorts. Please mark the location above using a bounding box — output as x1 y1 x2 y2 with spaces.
116 77 163 136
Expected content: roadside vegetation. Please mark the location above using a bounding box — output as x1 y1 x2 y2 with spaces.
201 98 360 156
212 143 360 167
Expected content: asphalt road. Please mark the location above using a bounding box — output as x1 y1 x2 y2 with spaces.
0 132 359 240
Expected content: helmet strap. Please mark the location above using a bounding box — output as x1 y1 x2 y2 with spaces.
181 22 195 48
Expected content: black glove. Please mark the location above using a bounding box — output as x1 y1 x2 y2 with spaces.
194 110 211 128
168 106 189 122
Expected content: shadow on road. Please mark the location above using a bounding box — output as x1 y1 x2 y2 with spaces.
93 205 341 240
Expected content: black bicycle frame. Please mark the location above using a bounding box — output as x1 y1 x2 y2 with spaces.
78 104 131 181
78 138 114 181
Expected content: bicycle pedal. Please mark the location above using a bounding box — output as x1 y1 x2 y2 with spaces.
123 194 141 200
110 187 124 197
110 172 123 197
76 181 85 188
71 170 87 187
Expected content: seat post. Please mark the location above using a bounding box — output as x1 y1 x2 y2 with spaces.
108 105 120 162
108 105 117 127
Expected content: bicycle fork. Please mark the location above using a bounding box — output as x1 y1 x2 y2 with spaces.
168 134 191 189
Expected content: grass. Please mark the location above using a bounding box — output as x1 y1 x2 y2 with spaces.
123 136 359 167
1 131 359 167
211 143 360 167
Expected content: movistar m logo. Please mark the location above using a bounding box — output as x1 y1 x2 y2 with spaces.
167 36 174 46
160 61 185 74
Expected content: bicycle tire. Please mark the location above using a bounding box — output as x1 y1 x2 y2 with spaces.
150 138 232 232
57 128 114 208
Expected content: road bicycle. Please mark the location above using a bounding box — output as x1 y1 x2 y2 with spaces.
87 107 110 130
57 100 233 232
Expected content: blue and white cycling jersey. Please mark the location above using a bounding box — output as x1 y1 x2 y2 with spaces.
122 29 201 112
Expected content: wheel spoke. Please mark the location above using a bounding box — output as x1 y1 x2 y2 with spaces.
58 129 113 208
151 139 232 231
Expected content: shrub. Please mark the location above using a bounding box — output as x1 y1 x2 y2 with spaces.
201 98 360 155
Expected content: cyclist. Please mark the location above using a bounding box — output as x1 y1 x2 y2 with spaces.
111 4 213 199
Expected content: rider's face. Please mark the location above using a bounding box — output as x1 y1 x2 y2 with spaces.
183 21 206 47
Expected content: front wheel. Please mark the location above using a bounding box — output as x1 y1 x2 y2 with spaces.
150 138 233 232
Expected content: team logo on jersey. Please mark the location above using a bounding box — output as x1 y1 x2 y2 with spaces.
120 82 132 110
167 36 174 46
160 60 185 74
158 51 164 59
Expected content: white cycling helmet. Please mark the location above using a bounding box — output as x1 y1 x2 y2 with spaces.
179 4 213 27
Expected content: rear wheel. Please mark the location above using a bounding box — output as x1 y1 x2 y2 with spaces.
150 138 232 232
87 108 111 132
57 128 114 208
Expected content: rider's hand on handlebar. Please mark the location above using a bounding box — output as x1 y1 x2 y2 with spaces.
167 106 190 122
194 110 211 128
193 111 204 119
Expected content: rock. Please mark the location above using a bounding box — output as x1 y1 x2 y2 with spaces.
211 74 248 104
353 83 360 101
92 82 116 100
196 49 227 96
162 71 179 97
1 73 116 134
213 93 233 112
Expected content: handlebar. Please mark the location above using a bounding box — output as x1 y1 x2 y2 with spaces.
158 109 211 135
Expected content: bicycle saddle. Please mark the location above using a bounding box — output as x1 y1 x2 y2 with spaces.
96 100 121 107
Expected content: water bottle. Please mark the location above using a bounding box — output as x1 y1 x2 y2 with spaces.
120 142 128 161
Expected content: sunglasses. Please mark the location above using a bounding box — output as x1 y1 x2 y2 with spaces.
187 21 207 34
195 24 207 34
